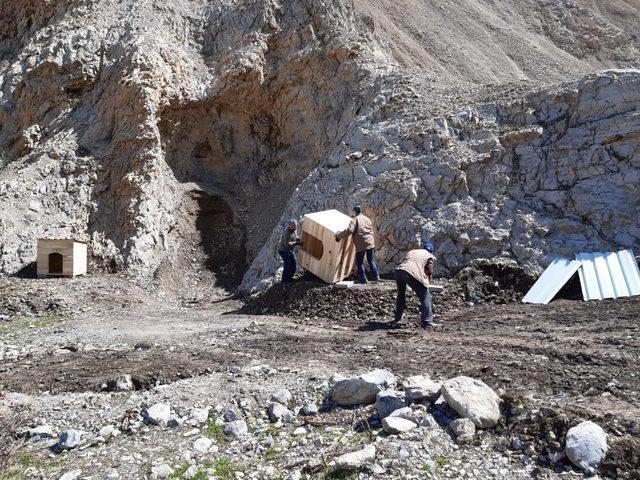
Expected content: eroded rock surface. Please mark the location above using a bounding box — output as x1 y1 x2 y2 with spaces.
0 1 638 296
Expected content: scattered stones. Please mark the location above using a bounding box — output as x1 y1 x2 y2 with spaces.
28 425 55 439
270 388 292 405
193 436 213 453
143 403 171 426
565 421 608 470
267 402 294 423
449 418 476 444
441 376 501 428
334 444 376 470
222 408 240 422
151 464 174 479
329 369 395 406
402 375 441 403
98 425 120 440
224 420 248 437
56 430 83 450
381 416 417 434
375 390 407 418
59 469 82 480
301 403 319 416
187 407 210 426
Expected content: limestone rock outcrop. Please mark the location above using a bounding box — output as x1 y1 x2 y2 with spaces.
0 1 638 294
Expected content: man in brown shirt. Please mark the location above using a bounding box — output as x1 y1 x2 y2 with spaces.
394 242 438 328
335 206 380 283
278 219 301 283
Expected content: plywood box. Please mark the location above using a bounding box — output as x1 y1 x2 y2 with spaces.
298 209 356 284
37 239 88 278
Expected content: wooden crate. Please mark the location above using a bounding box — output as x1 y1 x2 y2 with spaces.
37 239 88 278
298 210 356 284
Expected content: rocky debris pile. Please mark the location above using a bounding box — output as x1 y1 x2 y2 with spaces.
3 364 630 479
241 258 533 323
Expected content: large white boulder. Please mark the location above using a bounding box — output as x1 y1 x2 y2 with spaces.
441 376 501 428
329 370 396 406
565 421 608 470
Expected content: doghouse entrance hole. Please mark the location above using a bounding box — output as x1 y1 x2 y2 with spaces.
301 231 324 260
48 252 63 275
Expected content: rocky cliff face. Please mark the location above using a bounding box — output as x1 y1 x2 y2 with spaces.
0 0 638 293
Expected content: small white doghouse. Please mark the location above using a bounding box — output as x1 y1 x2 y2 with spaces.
298 209 356 284
37 239 88 278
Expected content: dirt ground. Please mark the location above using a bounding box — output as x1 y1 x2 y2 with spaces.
1 272 639 477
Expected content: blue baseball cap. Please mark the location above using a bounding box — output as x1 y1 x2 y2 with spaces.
423 242 435 253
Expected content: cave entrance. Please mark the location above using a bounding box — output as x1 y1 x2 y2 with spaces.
184 190 247 290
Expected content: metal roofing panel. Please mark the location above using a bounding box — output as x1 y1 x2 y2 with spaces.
522 258 582 305
576 249 640 301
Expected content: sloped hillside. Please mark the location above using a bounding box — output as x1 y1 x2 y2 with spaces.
0 0 638 294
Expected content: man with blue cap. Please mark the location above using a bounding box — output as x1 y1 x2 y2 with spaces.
335 205 380 283
394 242 438 328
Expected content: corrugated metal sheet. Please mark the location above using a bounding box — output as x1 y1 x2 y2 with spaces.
522 258 582 305
576 249 640 301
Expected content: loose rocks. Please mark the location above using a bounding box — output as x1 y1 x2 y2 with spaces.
193 437 213 453
28 425 55 438
376 390 407 418
271 388 292 405
565 421 608 470
267 402 294 423
329 369 395 406
382 416 417 434
402 375 441 403
449 418 476 444
334 444 376 470
224 420 248 437
56 430 83 450
143 403 171 426
441 376 501 428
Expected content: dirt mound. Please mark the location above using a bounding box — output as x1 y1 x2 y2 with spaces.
242 258 534 324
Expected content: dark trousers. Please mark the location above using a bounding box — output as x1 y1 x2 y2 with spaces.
355 248 380 282
279 250 297 283
394 269 433 324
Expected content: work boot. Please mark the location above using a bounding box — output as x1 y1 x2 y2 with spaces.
373 276 381 282
421 321 440 329
356 278 368 284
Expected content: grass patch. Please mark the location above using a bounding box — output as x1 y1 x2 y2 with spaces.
263 447 279 461
0 315 67 337
260 426 281 438
201 423 225 441
209 458 243 480
169 463 208 480
0 452 67 480
431 454 449 468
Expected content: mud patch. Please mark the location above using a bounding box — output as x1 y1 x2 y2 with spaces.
602 436 640 479
0 347 234 394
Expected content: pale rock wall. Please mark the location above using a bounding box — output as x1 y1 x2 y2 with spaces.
241 70 640 292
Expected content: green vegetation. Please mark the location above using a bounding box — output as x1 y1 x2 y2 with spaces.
209 458 243 480
260 426 281 438
263 447 279 461
0 315 68 337
201 423 225 441
431 454 450 468
0 452 67 480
